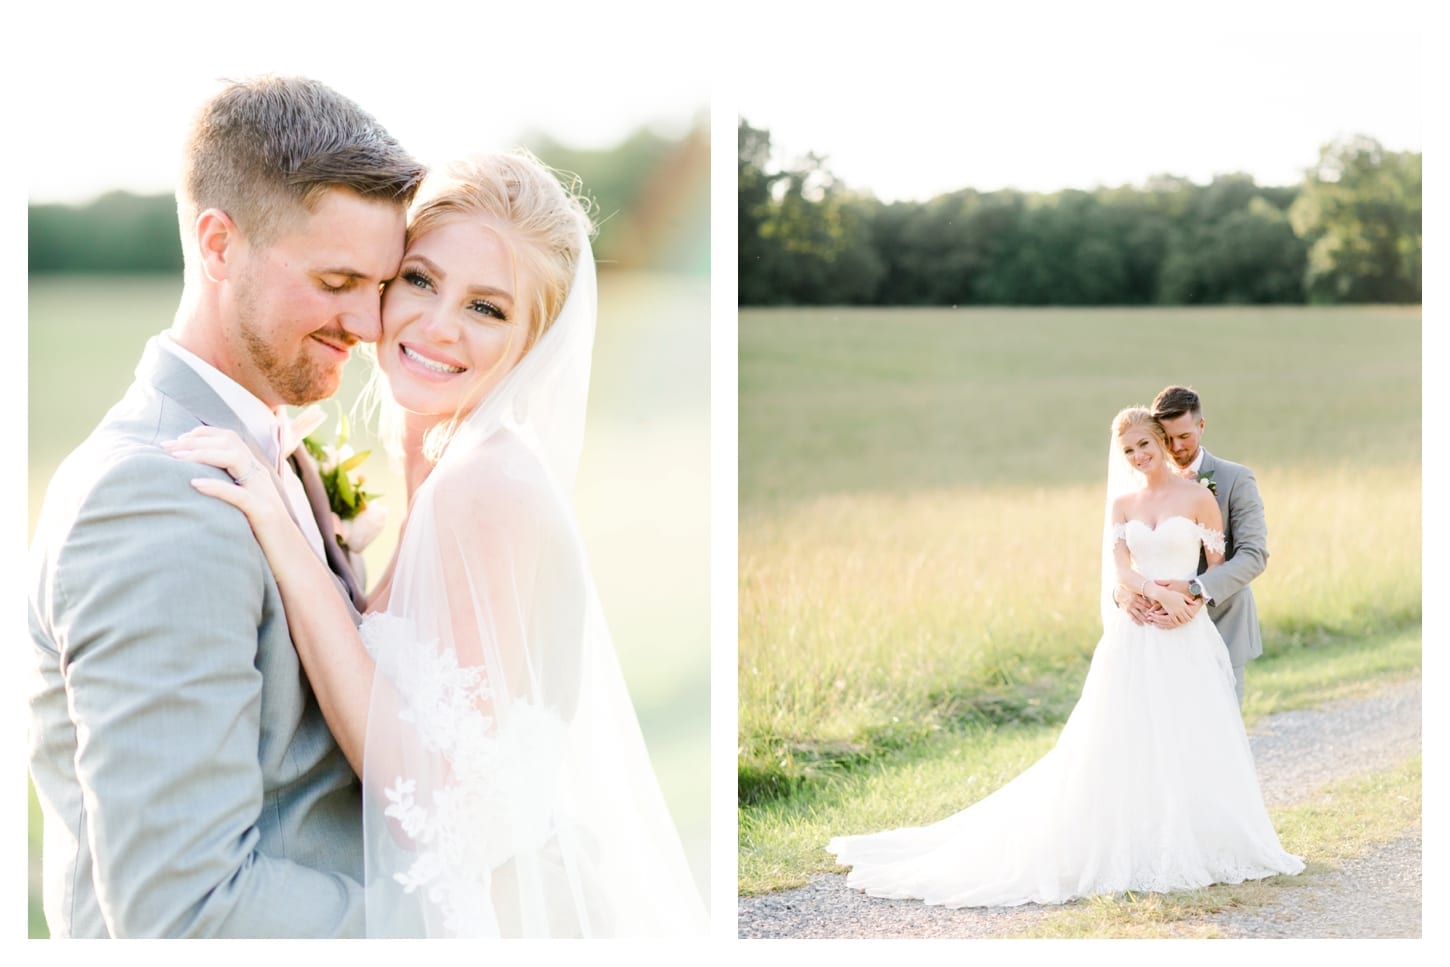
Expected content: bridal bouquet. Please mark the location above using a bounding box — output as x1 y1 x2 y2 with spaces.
290 405 387 553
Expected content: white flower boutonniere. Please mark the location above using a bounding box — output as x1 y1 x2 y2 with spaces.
1196 470 1218 496
293 406 387 553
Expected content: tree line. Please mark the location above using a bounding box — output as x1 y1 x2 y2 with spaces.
739 121 1420 306
29 117 709 276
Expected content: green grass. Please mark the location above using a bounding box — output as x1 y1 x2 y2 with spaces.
739 626 1419 896
741 305 1421 505
739 305 1421 893
28 780 46 938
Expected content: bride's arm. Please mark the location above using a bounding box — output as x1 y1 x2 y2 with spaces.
427 451 581 720
167 427 374 777
1109 496 1193 623
1113 538 1195 623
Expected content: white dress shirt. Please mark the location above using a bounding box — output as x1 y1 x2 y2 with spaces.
159 334 327 562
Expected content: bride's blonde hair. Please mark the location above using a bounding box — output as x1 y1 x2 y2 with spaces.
1112 406 1170 461
362 150 595 463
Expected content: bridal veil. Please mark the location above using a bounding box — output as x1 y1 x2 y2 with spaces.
359 230 706 936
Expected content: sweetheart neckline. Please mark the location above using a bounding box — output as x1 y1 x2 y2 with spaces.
1124 514 1198 532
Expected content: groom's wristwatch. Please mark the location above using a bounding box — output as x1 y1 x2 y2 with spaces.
1187 579 1204 600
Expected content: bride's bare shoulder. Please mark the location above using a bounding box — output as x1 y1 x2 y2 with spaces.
429 432 559 522
1191 481 1223 527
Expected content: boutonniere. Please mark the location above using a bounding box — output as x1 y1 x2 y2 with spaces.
291 406 387 553
1196 470 1218 495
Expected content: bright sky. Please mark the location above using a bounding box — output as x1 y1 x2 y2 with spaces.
24 2 708 205
736 3 1424 201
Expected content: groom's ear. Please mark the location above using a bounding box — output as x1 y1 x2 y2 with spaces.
195 208 242 284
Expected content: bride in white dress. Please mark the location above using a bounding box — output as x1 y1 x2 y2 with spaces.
827 406 1303 907
169 152 706 936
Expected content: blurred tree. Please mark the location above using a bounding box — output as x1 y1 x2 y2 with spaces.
527 116 709 273
739 119 884 304
1158 176 1306 304
30 119 710 277
739 119 781 303
735 125 1418 307
29 191 181 273
1289 135 1421 303
761 155 883 303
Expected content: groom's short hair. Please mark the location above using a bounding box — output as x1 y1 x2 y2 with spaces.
179 75 424 249
1152 385 1202 422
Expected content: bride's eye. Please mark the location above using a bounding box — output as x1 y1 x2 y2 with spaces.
402 268 434 291
469 298 507 321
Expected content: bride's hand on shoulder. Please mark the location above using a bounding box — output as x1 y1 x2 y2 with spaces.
163 427 297 558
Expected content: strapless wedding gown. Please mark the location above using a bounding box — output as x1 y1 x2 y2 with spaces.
827 515 1304 907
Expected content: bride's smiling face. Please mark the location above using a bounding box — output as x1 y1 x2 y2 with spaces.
1119 426 1167 476
378 217 535 418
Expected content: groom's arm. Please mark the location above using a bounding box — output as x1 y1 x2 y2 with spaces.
51 452 363 938
1196 465 1268 606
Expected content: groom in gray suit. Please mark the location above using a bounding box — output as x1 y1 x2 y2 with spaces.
1118 385 1269 705
27 76 423 937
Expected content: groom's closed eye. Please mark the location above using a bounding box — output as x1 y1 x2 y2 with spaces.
316 268 374 293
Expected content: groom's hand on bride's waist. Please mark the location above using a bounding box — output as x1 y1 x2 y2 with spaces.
1116 586 1158 626
1145 590 1204 628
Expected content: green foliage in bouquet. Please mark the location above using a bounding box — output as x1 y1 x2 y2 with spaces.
301 412 379 521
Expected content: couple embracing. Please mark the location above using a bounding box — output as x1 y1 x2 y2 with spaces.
829 386 1305 907
28 75 705 938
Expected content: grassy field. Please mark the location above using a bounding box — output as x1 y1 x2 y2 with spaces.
738 305 1421 895
27 270 710 936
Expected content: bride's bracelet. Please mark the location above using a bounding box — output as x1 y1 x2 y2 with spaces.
1139 578 1151 596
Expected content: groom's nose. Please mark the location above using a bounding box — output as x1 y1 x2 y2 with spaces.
338 292 383 344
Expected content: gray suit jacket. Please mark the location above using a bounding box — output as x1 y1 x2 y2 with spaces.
28 337 366 937
1194 449 1269 668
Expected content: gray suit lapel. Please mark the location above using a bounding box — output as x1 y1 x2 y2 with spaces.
141 338 258 445
139 336 363 614
1198 449 1228 514
138 337 295 511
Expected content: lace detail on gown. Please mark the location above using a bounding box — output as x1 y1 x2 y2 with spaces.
361 613 568 935
1196 522 1226 555
828 514 1302 907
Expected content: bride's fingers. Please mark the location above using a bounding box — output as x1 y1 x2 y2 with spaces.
163 427 254 463
162 429 249 453
190 476 254 512
168 444 265 484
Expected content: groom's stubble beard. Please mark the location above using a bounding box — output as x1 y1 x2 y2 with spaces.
235 269 350 407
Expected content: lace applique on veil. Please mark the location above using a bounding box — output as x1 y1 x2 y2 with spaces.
362 611 572 936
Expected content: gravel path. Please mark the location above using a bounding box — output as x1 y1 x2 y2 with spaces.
738 678 1422 939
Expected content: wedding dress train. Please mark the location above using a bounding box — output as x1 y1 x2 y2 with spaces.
827 515 1303 907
